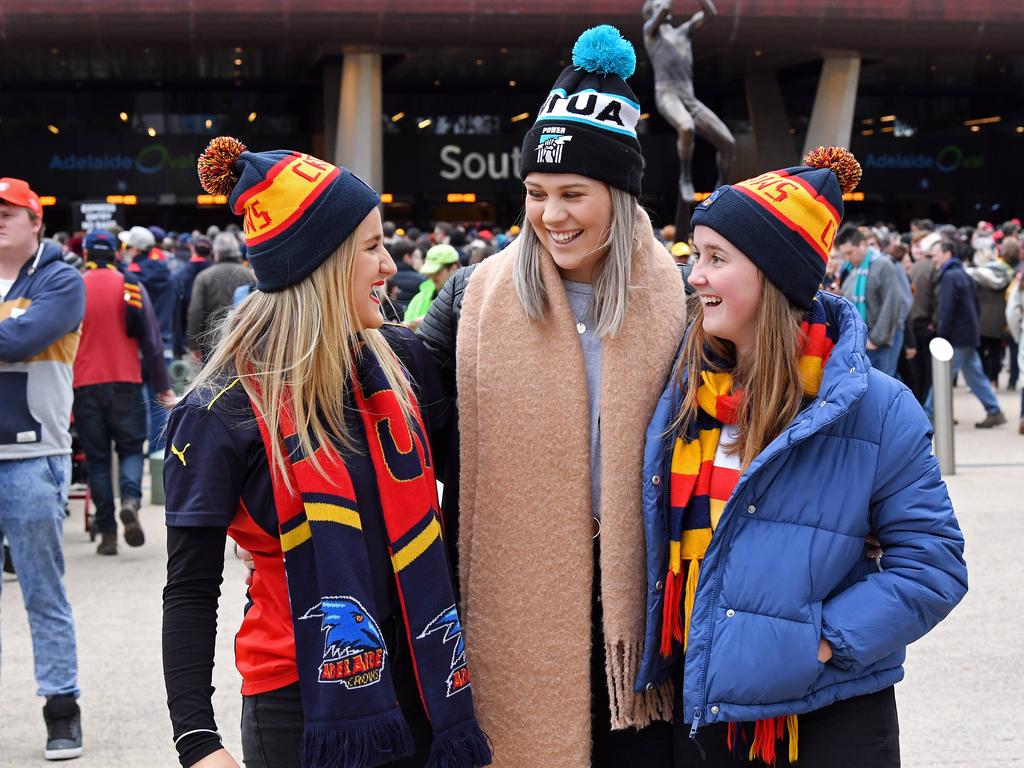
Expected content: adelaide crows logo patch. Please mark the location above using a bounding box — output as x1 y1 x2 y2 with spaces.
698 188 725 209
300 596 386 689
418 605 471 697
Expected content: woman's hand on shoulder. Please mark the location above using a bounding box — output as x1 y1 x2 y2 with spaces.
191 748 241 768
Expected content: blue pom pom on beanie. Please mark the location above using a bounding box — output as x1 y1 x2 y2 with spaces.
572 25 637 79
520 25 645 196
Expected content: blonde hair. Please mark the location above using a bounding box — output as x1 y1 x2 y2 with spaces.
190 234 415 491
512 186 637 337
673 274 807 468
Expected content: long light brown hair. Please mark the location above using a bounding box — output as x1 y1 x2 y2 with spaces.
190 235 415 492
672 273 808 468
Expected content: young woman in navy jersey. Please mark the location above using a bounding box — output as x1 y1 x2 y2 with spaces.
162 138 489 768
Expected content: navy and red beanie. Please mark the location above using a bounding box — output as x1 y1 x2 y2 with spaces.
690 146 863 309
197 137 379 292
520 25 644 197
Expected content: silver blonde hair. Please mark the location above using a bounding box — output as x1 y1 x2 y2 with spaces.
512 187 637 337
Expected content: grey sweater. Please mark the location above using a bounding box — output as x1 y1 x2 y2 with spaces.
186 260 255 358
841 255 905 348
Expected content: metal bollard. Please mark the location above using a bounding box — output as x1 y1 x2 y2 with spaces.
929 337 955 475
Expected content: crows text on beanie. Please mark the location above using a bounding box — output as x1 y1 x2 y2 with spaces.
520 25 644 197
197 137 379 292
690 146 863 309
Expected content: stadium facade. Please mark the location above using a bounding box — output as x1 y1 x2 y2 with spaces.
1 0 1022 231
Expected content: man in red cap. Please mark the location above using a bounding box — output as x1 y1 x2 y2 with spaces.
0 178 86 759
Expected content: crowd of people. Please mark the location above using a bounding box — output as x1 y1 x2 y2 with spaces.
0 21 1010 768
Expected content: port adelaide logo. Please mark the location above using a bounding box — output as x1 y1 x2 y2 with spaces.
536 127 573 164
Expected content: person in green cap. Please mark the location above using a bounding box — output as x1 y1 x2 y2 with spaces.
403 243 459 328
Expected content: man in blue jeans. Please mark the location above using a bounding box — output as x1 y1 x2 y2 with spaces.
0 178 86 759
925 237 1007 428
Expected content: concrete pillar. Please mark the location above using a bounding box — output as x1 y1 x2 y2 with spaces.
803 52 861 156
745 65 798 171
321 62 342 163
334 48 383 192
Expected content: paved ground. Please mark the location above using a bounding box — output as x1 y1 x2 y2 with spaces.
1 384 1022 767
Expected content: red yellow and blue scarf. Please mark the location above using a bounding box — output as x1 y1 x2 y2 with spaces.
253 345 491 768
660 297 837 765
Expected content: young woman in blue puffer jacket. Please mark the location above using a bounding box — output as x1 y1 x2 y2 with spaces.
636 148 967 767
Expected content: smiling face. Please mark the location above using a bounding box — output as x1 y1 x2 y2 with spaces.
524 172 613 283
689 225 764 362
349 207 396 330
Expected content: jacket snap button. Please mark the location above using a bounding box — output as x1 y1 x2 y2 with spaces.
850 367 856 374
646 682 655 691
726 609 735 618
710 705 720 715
747 505 756 514
656 580 664 591
652 475 661 486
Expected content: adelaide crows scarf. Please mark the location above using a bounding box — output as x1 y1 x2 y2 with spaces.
253 344 491 768
660 297 837 766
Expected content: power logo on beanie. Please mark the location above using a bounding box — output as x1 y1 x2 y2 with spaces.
535 128 573 164
521 25 645 196
692 146 863 309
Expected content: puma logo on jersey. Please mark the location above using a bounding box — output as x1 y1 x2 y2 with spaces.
171 443 191 467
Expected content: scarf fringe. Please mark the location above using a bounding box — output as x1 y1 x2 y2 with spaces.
659 557 703 657
426 722 494 768
301 711 414 768
746 715 799 766
659 569 684 657
605 639 674 729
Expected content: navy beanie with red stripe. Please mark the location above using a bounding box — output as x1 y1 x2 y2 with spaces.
690 147 863 309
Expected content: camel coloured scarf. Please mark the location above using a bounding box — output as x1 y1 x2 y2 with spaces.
660 296 837 766
456 207 687 767
253 345 491 768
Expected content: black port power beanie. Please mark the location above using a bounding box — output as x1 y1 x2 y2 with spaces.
520 25 644 197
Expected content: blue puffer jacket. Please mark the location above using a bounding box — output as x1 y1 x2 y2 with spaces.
635 291 967 733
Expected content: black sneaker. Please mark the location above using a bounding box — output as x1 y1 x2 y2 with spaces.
975 411 1008 429
43 695 82 760
119 499 145 547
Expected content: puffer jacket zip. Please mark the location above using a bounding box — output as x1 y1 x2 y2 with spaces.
687 393 858 737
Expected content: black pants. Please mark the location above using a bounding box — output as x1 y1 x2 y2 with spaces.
240 618 432 768
72 382 146 533
591 540 674 768
673 686 900 768
908 321 934 404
